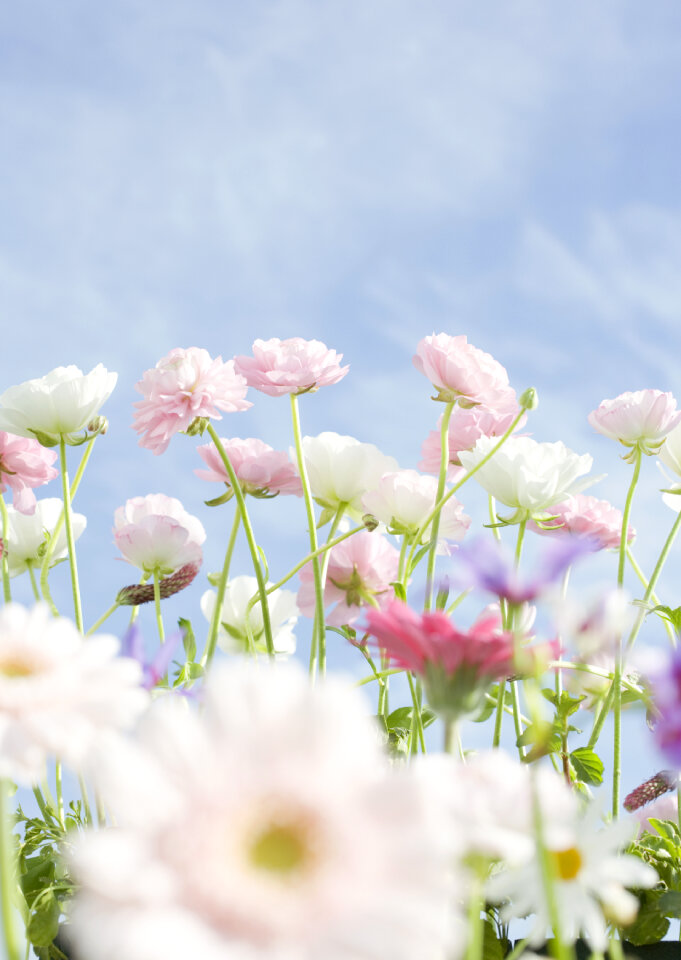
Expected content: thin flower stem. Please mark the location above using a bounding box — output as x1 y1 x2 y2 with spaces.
397 537 409 589
465 863 485 960
407 671 426 754
153 569 165 644
503 937 532 960
406 407 527 575
202 510 241 669
492 679 506 748
485 690 530 725
27 566 41 602
425 401 454 611
206 424 274 657
613 449 642 818
626 546 676 646
78 774 93 827
128 573 150 626
312 505 345 674
489 495 502 541
263 525 364 598
0 496 11 603
587 682 616 751
59 438 83 632
289 395 326 676
355 667 403 687
0 779 20 960
85 602 120 636
625 507 681 652
54 761 65 829
357 645 387 713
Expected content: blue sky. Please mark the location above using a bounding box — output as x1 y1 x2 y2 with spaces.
3 2 681 779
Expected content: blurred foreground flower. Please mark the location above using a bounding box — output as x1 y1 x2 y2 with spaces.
113 494 205 576
69 662 462 960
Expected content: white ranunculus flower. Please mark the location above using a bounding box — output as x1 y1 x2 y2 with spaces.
459 436 594 522
68 661 463 960
0 603 147 784
201 576 298 656
0 364 117 444
5 497 86 578
301 432 398 520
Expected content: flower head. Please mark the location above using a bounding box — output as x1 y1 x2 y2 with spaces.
113 494 206 576
68 661 461 960
528 494 635 549
0 433 58 514
588 389 681 461
646 647 681 767
233 338 349 397
419 399 523 479
413 333 512 407
196 437 302 499
297 531 400 626
201 576 299 656
133 348 251 455
458 436 594 523
5 497 86 578
0 603 148 784
0 364 117 446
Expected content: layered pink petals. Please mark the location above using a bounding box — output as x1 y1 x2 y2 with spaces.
588 389 681 455
132 348 251 455
113 494 206 575
233 337 349 397
297 531 400 626
528 494 635 550
362 469 470 547
413 334 512 407
419 401 523 478
195 437 302 496
0 432 58 514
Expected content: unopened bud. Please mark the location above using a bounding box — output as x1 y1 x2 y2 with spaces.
116 563 200 606
186 417 210 437
623 770 677 812
519 387 539 411
362 514 379 532
87 416 108 436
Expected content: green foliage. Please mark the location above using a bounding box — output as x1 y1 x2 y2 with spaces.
626 818 681 944
481 919 510 960
569 747 604 786
179 617 196 661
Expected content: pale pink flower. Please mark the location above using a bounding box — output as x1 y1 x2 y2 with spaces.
195 437 302 497
113 494 206 575
0 432 58 514
133 348 251 455
297 531 400 626
69 661 462 960
528 494 635 549
364 599 514 719
233 337 349 397
588 389 681 459
413 333 512 407
419 397 524 478
0 603 148 784
361 469 470 550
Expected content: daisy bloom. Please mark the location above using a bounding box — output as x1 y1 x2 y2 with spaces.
0 364 117 446
233 337 349 397
362 469 470 550
0 432 58 514
588 389 681 461
196 437 302 499
528 494 634 549
68 661 462 960
133 347 251 455
301 432 398 520
113 494 206 576
0 603 147 784
297 531 400 626
458 436 594 523
364 599 514 720
413 333 512 407
201 576 299 656
5 497 86 579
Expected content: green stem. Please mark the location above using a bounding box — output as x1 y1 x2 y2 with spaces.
626 507 681 651
78 774 93 827
262 524 364 598
312 505 345 674
407 672 426 755
202 510 241 669
59 438 83 631
0 496 11 603
153 569 165 645
0 779 20 960
530 769 572 960
626 546 676 646
206 424 274 657
425 401 454 611
465 864 485 960
492 679 506 748
86 602 120 636
588 681 616 750
54 762 65 829
27 566 41 603
289 395 326 676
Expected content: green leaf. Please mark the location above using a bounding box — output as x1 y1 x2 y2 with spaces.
481 920 508 960
390 582 407 603
658 890 681 918
570 747 604 785
649 818 681 841
624 890 669 946
20 854 55 906
316 507 337 528
27 892 60 947
204 489 233 507
179 618 196 661
408 543 431 575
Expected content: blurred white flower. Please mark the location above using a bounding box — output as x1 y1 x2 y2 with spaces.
69 661 462 960
201 576 298 656
0 604 147 784
0 364 117 444
5 497 86 578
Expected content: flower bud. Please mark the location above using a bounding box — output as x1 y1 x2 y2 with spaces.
519 387 539 411
116 562 200 606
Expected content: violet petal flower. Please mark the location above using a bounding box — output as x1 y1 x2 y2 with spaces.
121 624 182 690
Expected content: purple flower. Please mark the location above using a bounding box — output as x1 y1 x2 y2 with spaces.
648 648 681 766
450 535 598 604
121 624 182 690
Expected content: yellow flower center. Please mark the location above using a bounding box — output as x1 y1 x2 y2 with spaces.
248 820 311 876
0 656 40 678
550 846 583 881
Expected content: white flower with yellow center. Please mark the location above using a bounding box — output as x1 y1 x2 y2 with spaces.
69 661 463 960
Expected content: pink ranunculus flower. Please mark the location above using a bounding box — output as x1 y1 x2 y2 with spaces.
364 599 514 720
297 531 400 626
0 433 58 514
588 389 681 460
113 494 206 576
419 397 524 479
528 494 635 550
195 437 302 498
361 470 470 551
413 333 512 407
132 348 252 455
233 338 349 397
